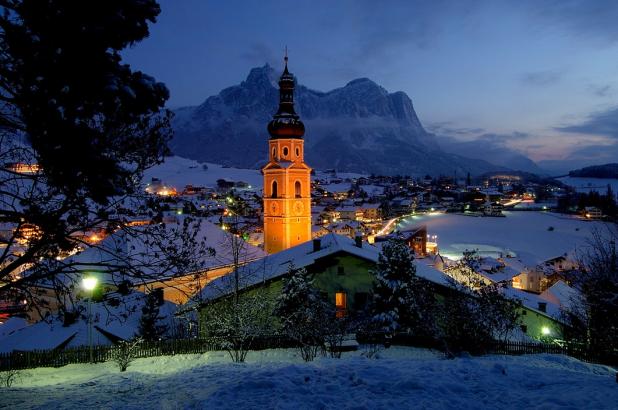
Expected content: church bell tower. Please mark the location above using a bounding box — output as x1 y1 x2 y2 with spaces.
262 54 312 254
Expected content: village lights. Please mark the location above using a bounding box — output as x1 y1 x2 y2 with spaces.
82 276 98 363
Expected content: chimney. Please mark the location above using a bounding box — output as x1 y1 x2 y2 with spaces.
313 238 321 252
355 233 363 248
538 302 547 313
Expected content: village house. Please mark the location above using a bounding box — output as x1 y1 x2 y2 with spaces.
194 234 453 333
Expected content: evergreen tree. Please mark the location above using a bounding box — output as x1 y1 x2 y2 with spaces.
605 184 616 215
138 290 168 341
370 239 423 336
0 1 178 303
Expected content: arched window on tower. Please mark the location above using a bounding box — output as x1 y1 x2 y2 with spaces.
271 180 278 198
295 181 301 198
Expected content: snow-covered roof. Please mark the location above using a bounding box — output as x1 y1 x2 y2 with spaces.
358 203 381 210
540 280 581 312
0 292 179 353
359 185 385 196
337 205 358 212
321 183 351 193
195 233 451 304
29 218 266 287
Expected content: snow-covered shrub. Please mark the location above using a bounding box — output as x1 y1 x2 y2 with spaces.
111 338 143 372
323 317 350 359
275 265 334 362
202 293 275 363
0 368 21 387
438 277 521 356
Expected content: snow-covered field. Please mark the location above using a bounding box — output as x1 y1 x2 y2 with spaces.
558 176 618 197
397 211 605 265
142 156 368 192
3 347 616 409
143 156 263 190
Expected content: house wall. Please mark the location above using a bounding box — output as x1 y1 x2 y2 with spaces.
137 265 234 304
198 253 377 336
519 307 563 340
310 253 376 310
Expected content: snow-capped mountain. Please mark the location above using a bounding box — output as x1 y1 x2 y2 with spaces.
171 65 506 176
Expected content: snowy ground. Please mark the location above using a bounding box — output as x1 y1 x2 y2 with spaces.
142 156 368 192
397 211 605 265
143 156 264 190
2 347 617 409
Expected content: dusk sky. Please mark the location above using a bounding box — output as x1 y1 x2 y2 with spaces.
123 0 618 169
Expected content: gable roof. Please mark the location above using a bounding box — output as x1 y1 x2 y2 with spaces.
193 233 451 305
28 218 266 288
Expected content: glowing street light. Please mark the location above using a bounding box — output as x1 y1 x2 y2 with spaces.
82 276 98 292
541 326 551 336
82 275 98 363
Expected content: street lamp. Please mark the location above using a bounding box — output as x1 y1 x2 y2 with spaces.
82 276 98 363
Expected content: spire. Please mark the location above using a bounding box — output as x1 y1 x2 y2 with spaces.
267 51 305 139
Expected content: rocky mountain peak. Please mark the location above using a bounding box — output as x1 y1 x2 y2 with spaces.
171 66 505 176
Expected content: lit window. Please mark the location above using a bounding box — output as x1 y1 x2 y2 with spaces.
335 292 347 309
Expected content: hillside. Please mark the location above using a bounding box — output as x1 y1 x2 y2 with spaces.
568 163 618 179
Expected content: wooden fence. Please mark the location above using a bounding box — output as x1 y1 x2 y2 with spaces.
490 340 618 367
0 335 295 371
1 335 615 371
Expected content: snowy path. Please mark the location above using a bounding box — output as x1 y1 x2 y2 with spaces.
2 347 616 409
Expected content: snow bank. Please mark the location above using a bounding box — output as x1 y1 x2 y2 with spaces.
3 347 616 409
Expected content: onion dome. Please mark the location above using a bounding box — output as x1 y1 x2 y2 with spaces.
267 54 305 139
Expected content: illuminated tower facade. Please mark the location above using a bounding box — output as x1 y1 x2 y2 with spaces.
262 55 312 254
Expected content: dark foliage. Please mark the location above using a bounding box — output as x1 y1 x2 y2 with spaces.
0 1 201 315
563 228 618 355
137 291 168 341
370 238 437 340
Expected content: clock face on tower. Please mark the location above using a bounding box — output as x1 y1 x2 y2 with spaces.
270 201 279 215
293 200 304 215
